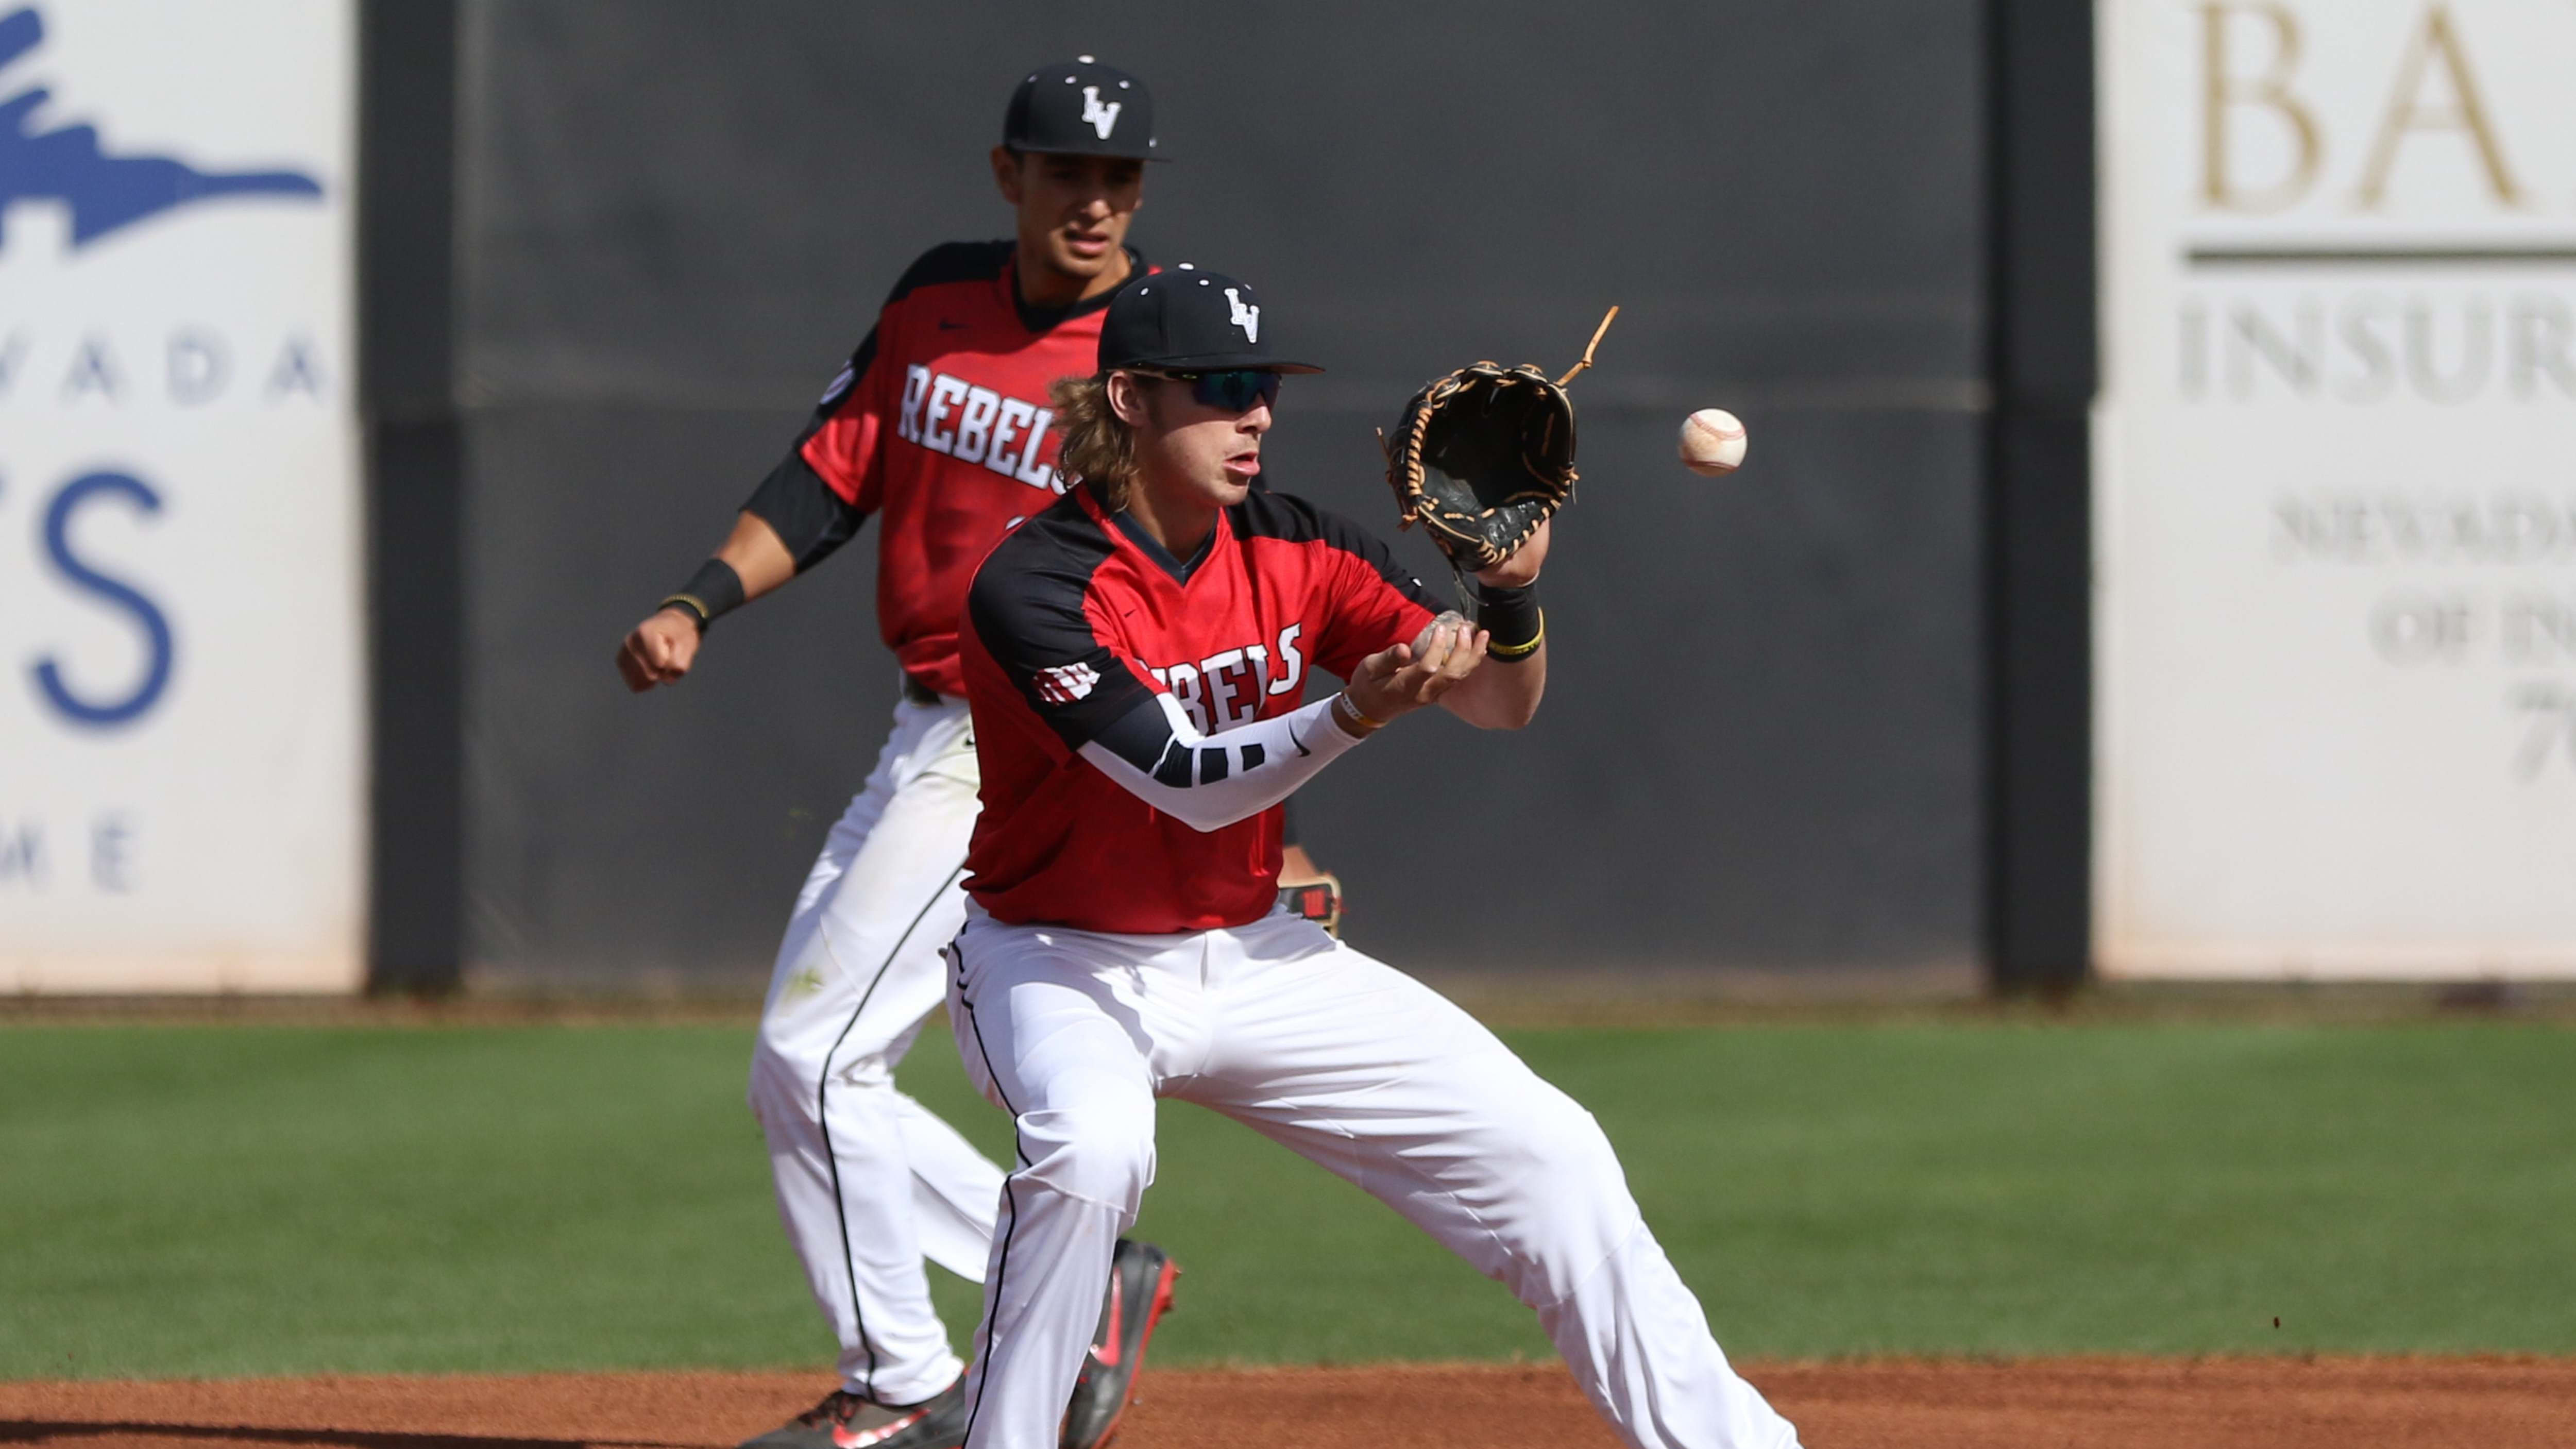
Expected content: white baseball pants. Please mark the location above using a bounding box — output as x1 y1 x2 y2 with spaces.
943 907 1802 1449
748 696 1005 1404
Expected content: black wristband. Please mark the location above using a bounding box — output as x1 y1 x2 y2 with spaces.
659 558 747 633
1473 580 1543 660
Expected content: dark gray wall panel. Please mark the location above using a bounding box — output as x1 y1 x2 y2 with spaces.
457 2 1982 405
1273 407 1983 971
452 1 1988 982
463 405 879 981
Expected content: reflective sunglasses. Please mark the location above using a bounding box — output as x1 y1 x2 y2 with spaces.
1136 367 1282 412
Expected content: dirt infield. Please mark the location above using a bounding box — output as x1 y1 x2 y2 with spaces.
2 1360 2568 1449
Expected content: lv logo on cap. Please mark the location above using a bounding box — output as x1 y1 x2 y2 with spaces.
1081 86 1121 139
1225 288 1260 343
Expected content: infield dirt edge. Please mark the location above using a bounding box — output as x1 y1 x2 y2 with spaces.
7 1357 2573 1449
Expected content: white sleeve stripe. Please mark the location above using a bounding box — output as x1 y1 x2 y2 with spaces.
1077 695 1362 833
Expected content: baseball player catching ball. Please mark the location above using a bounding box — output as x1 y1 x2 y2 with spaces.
941 271 1803 1449
614 60 1246 1449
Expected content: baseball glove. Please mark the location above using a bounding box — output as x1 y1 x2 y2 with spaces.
1384 308 1618 574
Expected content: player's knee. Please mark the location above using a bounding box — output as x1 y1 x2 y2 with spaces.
746 1027 894 1130
1016 1095 1156 1216
745 1028 803 1123
1466 1080 1617 1188
1522 1091 1620 1183
1469 1089 1636 1276
749 973 828 1079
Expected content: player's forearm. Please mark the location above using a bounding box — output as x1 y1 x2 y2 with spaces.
713 511 796 600
1441 578 1545 728
1442 644 1545 729
653 511 793 632
1077 694 1365 833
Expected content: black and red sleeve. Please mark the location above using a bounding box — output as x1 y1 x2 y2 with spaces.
965 525 1159 752
741 332 882 571
970 515 1375 831
974 499 1384 832
742 242 1012 572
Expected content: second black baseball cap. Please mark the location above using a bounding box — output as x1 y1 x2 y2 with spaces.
1004 57 1163 161
1099 265 1322 374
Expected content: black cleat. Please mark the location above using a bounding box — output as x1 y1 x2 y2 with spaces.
739 1377 969 1449
1060 1238 1179 1449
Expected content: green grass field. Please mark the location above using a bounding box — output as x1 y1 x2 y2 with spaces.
3 1016 2571 1380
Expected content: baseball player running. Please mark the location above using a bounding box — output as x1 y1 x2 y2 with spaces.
616 60 1194 1449
944 271 1804 1449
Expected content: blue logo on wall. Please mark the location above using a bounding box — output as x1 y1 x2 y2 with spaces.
32 470 175 728
0 5 322 251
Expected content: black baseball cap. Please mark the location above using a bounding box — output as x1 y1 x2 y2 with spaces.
1098 265 1322 374
1004 57 1163 161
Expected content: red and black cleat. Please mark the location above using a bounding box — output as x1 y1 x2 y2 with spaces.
1060 1238 1179 1449
738 1379 968 1449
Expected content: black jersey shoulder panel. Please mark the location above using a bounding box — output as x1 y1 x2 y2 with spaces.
803 325 880 427
1229 487 1440 608
975 488 1115 591
1228 484 1335 544
967 493 1150 748
965 492 1117 670
887 240 1014 306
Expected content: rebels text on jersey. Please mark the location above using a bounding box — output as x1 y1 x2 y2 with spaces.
746 241 1150 697
960 486 1440 933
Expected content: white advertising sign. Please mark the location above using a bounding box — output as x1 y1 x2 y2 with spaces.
0 1 363 991
2099 1 2576 977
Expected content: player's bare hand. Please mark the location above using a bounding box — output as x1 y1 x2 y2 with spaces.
1475 517 1549 589
617 608 703 693
1345 611 1487 723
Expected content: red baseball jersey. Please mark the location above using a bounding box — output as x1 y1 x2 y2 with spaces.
796 242 1149 697
960 485 1441 933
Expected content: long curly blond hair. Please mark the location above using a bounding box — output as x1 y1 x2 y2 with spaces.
1049 373 1141 511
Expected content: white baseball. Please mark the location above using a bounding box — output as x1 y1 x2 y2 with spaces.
1678 409 1748 476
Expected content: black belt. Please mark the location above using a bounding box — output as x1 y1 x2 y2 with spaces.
901 674 943 706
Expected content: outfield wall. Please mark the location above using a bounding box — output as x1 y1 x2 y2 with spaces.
2096 0 2576 978
0 2 366 993
4 3 2052 990
443 1 1991 984
22 3 2569 992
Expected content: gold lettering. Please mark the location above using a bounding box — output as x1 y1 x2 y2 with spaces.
2201 2 2320 212
2353 4 2521 209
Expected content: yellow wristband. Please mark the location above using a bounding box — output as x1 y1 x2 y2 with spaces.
1486 609 1545 660
1331 692 1385 738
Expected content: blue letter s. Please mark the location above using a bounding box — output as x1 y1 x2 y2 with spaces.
35 471 176 728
